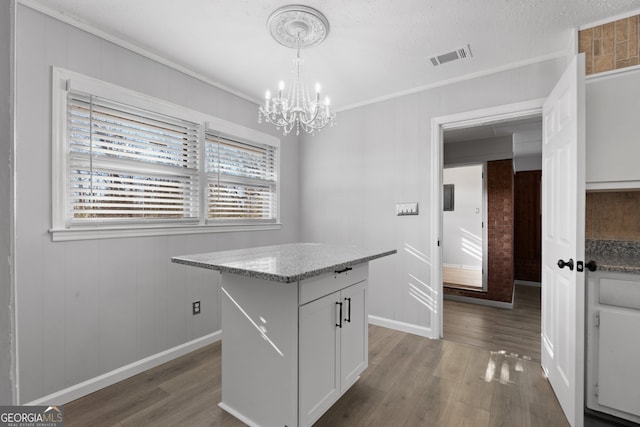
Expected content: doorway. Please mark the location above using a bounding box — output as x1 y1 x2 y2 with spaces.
441 114 543 301
442 164 486 291
438 115 543 361
429 98 545 339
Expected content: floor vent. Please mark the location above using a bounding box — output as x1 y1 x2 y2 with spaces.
430 44 473 66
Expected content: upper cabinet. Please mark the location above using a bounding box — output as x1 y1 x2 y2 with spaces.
580 14 640 190
586 69 640 189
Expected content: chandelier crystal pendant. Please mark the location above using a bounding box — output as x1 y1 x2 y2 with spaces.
258 5 335 136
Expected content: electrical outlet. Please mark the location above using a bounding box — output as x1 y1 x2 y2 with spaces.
192 301 201 315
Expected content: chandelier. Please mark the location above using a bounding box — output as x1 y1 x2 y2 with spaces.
258 5 335 136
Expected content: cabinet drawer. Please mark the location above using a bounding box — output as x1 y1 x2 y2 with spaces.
299 263 368 305
600 277 640 310
598 309 640 417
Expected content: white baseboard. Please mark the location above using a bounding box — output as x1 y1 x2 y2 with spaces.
368 315 434 339
515 280 541 287
25 330 221 406
443 263 482 270
444 293 514 309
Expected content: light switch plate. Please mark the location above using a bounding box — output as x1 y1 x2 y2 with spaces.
396 202 419 216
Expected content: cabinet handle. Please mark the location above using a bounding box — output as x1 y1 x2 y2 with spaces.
334 266 352 274
336 302 343 328
345 297 351 323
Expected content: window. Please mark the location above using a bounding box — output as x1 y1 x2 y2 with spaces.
51 68 280 241
67 92 200 223
205 133 277 222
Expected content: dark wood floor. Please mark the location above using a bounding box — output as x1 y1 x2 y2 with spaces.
64 320 570 426
444 284 542 362
315 325 567 427
442 285 625 427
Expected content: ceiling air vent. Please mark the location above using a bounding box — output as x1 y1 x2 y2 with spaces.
429 44 473 67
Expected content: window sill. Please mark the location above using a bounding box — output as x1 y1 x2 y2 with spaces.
49 223 283 242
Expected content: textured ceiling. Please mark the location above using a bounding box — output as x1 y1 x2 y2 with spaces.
27 0 640 109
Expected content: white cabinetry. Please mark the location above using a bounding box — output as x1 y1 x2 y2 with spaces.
299 280 367 427
586 70 640 190
174 243 396 427
586 271 640 423
219 263 369 427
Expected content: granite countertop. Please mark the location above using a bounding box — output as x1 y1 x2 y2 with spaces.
586 240 640 274
172 243 397 283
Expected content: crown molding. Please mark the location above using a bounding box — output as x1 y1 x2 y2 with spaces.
335 50 565 113
18 0 572 115
17 0 263 106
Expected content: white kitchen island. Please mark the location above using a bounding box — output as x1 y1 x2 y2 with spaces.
172 243 396 427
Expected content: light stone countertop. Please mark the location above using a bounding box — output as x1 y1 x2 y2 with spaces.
172 243 397 283
586 239 640 274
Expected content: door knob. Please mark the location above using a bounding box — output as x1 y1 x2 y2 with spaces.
557 258 574 271
585 260 597 272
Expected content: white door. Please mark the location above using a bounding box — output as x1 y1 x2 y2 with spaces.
541 54 586 427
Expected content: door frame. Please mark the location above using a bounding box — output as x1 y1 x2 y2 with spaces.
430 98 546 339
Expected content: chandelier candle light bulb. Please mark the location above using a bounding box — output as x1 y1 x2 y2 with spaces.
258 5 336 136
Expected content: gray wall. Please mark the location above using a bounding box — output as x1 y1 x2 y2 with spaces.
0 0 15 406
300 58 564 332
14 5 300 403
444 135 513 166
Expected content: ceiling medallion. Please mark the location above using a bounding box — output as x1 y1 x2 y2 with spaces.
259 5 335 136
267 5 330 49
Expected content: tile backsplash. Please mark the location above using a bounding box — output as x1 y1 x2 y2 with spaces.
586 191 640 240
579 14 640 75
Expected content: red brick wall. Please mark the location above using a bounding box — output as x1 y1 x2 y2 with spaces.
514 170 542 282
445 159 514 303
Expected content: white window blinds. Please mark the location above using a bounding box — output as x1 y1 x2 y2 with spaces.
66 91 200 223
205 133 277 222
52 68 280 239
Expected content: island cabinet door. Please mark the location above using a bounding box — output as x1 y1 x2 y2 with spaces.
299 291 341 427
340 280 368 392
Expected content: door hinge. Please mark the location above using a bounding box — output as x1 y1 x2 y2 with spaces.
594 384 599 397
594 312 600 328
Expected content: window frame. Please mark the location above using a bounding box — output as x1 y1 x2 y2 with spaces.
51 67 281 241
